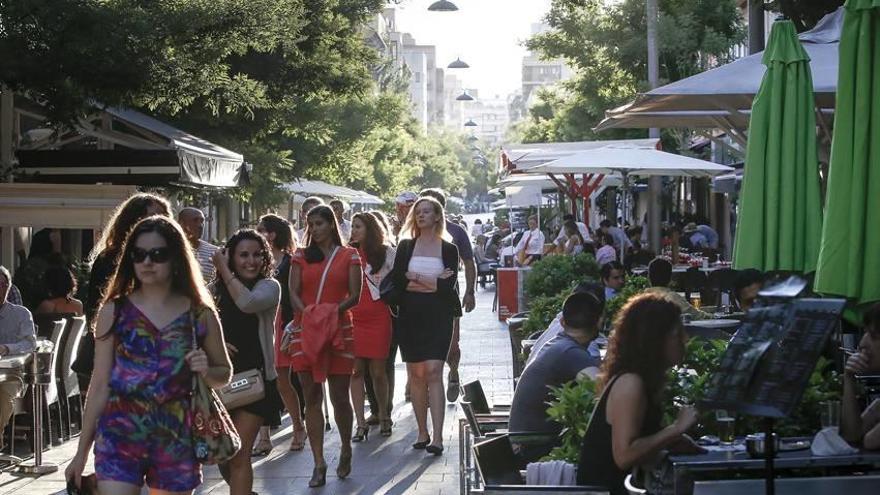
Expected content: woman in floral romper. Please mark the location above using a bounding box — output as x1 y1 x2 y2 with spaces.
66 216 232 495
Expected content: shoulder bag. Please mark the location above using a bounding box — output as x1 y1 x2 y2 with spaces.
380 241 409 306
217 286 268 410
189 310 242 464
280 247 339 353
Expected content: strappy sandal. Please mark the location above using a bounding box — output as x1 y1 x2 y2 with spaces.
352 425 369 442
289 426 307 451
380 419 393 437
251 437 272 457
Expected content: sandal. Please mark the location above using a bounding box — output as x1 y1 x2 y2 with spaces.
352 425 369 443
289 426 307 451
380 419 393 437
308 464 327 488
251 437 272 457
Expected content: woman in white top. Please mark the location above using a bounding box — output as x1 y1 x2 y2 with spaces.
388 197 459 456
348 212 396 440
515 215 545 266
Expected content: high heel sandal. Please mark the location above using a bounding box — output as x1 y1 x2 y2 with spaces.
352 425 369 442
308 464 327 488
289 426 306 451
412 435 430 450
426 444 444 456
337 448 352 479
380 419 392 437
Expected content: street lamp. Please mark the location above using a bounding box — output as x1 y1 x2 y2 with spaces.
467 135 479 142
464 119 478 127
428 1 458 11
456 91 474 101
448 57 470 69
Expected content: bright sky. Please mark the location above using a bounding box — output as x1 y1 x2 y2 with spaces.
392 0 553 100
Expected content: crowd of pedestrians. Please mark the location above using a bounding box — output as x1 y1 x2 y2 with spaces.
0 187 479 494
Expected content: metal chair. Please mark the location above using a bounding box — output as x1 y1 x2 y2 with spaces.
463 380 511 415
471 434 608 494
680 267 708 300
706 268 738 307
43 320 67 446
58 315 86 439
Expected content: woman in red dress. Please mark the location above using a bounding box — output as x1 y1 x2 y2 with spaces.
288 205 362 488
349 212 396 441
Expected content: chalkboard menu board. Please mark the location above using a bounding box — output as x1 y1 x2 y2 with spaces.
701 298 846 418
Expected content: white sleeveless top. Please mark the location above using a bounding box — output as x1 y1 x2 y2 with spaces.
408 255 445 278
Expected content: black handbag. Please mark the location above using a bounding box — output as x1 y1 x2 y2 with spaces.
379 273 401 307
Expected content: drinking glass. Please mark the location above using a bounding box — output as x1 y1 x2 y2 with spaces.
820 400 841 429
690 294 702 310
715 410 735 444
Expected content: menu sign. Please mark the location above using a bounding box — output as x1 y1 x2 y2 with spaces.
701 298 846 418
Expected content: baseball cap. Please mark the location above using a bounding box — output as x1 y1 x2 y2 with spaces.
395 191 418 205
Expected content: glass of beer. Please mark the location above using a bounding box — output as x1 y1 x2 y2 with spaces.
715 410 735 445
690 294 702 310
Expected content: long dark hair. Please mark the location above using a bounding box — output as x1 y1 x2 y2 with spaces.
29 228 58 260
351 212 387 274
369 210 393 241
91 193 171 261
99 215 214 336
258 213 296 253
216 229 274 304
598 292 682 402
303 205 344 263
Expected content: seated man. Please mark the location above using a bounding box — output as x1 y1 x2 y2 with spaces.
841 303 880 450
525 282 605 367
509 292 604 460
601 261 626 301
0 266 37 450
554 214 590 252
733 268 763 312
644 257 711 320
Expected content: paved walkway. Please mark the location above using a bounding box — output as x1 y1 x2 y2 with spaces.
0 284 511 495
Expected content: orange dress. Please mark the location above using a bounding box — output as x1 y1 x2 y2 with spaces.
288 246 361 377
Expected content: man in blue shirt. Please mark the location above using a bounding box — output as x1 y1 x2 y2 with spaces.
601 261 625 301
509 291 604 460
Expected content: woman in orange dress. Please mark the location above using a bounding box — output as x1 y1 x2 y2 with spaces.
349 212 396 441
288 205 362 488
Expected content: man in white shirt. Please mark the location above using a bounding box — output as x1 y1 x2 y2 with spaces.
515 215 545 266
0 266 37 449
330 198 352 244
178 207 219 283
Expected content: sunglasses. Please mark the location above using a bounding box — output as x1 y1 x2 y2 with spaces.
130 247 172 264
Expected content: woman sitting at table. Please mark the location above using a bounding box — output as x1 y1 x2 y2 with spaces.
35 265 84 316
841 302 880 450
577 292 704 494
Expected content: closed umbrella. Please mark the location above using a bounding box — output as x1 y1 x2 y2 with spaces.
814 0 880 308
732 20 822 273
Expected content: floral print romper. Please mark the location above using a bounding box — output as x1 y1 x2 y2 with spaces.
94 298 207 491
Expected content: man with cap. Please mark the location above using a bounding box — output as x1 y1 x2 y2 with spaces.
393 191 418 240
419 188 477 402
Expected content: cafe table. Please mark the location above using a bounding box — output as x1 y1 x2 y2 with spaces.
0 353 30 466
660 439 880 495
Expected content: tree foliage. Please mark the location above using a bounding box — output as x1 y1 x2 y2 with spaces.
513 0 746 143
0 0 478 211
766 0 845 32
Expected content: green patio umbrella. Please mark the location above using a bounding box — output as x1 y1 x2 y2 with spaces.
733 20 823 273
814 0 880 309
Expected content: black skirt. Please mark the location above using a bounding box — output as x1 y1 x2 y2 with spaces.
230 378 282 426
396 291 454 362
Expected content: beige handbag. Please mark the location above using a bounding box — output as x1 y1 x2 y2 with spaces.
218 367 265 410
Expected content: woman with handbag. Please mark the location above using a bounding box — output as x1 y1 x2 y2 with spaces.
212 229 282 495
65 215 232 494
348 212 396 441
288 205 362 487
252 214 308 455
390 196 459 456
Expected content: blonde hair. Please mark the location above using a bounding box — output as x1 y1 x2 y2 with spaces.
401 197 448 240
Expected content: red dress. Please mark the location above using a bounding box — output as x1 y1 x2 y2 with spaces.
289 246 361 376
351 248 393 359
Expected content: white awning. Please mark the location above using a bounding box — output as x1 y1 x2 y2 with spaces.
283 179 384 205
525 146 734 178
501 138 659 172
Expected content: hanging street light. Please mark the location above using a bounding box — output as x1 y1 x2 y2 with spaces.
448 57 470 69
464 119 478 127
428 1 458 11
467 135 479 142
455 91 474 101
